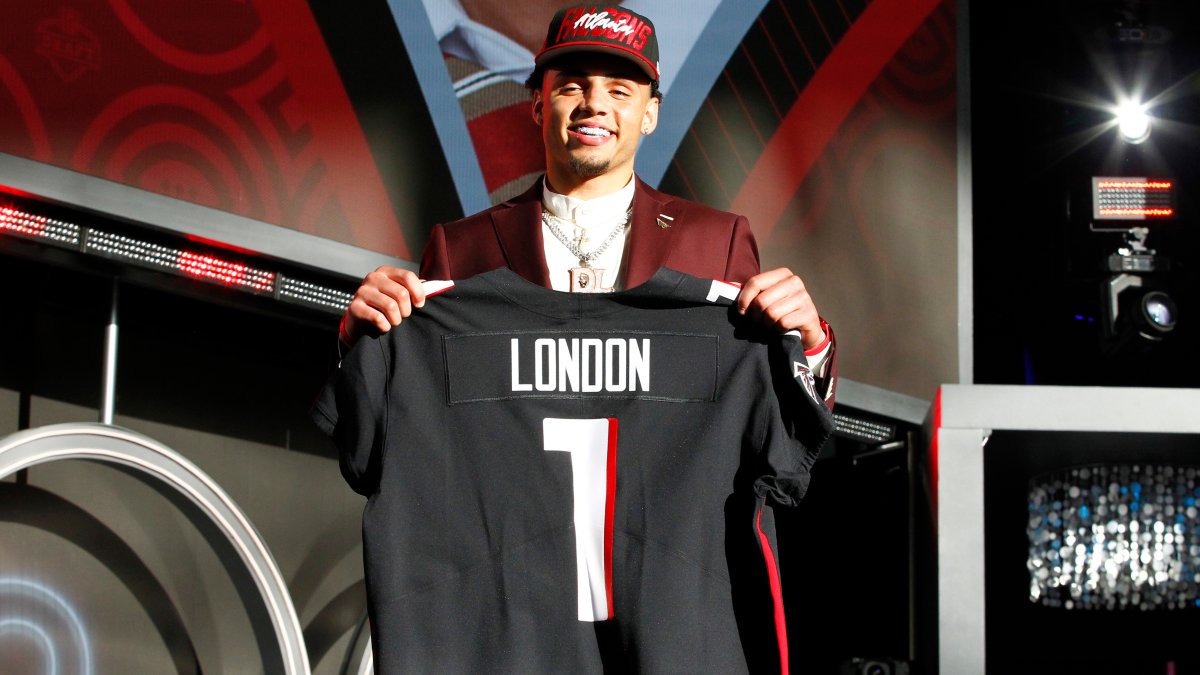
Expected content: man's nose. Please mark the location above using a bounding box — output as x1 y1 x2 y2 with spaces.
578 86 608 115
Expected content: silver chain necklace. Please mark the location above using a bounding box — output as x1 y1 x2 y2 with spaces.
541 206 633 267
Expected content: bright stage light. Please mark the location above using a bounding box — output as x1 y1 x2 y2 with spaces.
1115 101 1151 144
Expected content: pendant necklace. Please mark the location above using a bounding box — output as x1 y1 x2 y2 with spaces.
542 206 632 292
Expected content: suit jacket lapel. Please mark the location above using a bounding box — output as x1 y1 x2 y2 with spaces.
492 179 552 287
624 177 676 287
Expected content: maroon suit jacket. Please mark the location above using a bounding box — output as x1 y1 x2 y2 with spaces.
417 175 836 406
419 176 759 285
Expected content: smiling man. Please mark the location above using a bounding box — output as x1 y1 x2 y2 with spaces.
325 6 839 672
339 4 836 400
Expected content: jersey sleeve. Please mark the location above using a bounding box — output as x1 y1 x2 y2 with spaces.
754 330 836 507
311 335 391 496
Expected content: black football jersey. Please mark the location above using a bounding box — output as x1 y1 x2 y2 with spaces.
312 267 834 674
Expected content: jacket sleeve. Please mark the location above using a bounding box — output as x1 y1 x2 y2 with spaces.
723 215 761 283
813 322 838 410
419 223 452 280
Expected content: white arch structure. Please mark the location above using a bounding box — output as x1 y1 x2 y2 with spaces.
0 616 61 675
0 423 311 675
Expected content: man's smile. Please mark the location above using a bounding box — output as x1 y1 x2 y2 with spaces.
569 124 614 144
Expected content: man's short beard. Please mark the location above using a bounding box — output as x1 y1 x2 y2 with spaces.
568 156 610 179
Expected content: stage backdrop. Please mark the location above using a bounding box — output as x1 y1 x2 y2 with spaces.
0 0 957 398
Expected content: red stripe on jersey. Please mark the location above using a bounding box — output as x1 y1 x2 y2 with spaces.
604 417 619 617
756 505 789 675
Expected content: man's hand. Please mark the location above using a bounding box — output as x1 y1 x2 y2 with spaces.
736 267 826 350
339 266 426 346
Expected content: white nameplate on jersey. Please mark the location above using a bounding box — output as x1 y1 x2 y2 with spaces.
569 266 613 293
705 280 741 304
442 331 720 403
512 338 649 393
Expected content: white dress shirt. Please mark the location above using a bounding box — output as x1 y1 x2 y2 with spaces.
540 178 635 293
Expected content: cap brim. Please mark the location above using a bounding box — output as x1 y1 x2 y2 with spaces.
535 43 659 82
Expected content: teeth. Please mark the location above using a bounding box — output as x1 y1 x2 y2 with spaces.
576 126 611 137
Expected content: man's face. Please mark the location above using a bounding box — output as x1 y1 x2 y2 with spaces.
532 53 659 192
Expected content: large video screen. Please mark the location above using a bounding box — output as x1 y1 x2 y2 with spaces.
0 0 463 277
0 0 958 398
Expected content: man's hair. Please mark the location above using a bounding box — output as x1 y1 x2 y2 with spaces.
524 65 663 102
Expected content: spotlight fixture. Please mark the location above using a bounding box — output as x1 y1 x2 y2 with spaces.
1101 227 1177 345
1106 273 1177 342
1088 177 1180 349
1114 101 1151 144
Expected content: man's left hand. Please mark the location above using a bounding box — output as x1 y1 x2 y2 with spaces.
736 267 826 350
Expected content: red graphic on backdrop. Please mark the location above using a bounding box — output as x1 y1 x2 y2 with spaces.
109 0 268 74
731 0 945 241
36 8 101 82
0 55 53 162
0 1 409 260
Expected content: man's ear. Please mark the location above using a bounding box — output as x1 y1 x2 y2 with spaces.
531 89 544 126
641 95 660 135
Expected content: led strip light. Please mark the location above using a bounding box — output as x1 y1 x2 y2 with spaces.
278 275 355 313
1 205 81 245
1 202 353 314
832 412 897 444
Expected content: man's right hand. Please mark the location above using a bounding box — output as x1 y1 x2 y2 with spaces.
339 266 426 347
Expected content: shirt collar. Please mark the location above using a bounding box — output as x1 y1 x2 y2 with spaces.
541 176 636 227
422 0 533 81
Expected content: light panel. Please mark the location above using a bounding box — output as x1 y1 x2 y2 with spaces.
832 412 896 444
0 200 352 314
1093 178 1176 220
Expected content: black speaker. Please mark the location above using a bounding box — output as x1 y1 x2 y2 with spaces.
778 404 933 674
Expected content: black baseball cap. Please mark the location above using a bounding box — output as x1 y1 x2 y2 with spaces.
535 5 660 81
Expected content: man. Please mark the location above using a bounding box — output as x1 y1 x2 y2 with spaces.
322 10 837 671
339 4 836 401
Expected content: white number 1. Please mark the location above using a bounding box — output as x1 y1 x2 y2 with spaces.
543 417 618 622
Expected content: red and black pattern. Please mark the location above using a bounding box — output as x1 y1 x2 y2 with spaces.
0 0 409 258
